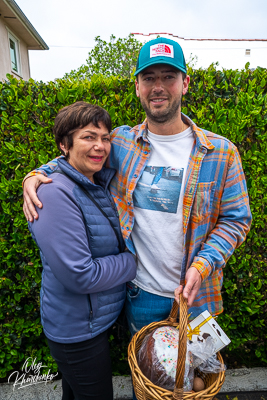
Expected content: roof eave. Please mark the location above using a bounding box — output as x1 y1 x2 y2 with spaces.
3 0 49 50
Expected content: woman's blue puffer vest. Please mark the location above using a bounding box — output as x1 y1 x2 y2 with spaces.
28 158 136 343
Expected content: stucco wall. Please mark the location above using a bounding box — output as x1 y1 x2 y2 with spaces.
0 17 30 81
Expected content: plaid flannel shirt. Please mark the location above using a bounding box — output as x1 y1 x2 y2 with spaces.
25 113 252 317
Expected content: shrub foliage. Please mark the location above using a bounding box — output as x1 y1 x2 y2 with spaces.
0 63 267 379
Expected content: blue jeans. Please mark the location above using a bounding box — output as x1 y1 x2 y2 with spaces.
125 282 175 336
125 283 175 400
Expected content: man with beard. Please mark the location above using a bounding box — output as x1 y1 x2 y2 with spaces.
23 37 251 334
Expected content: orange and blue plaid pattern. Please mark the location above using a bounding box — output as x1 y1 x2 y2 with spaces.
26 114 252 317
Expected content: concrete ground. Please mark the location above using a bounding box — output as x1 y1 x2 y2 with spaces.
1 368 266 400
217 392 267 400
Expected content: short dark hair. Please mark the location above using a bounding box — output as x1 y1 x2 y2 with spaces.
53 101 112 155
181 71 186 81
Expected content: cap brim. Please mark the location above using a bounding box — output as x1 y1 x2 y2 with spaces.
134 58 187 76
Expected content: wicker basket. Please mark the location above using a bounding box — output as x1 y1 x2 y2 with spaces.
128 295 225 400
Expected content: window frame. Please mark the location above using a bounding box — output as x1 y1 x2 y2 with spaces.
7 29 21 76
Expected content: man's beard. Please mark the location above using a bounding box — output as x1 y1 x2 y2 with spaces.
140 93 182 124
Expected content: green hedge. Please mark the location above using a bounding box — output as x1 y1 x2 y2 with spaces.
0 63 267 379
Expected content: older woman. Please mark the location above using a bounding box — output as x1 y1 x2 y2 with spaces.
28 101 136 400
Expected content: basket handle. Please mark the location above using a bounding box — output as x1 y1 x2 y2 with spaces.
166 297 179 323
172 294 188 400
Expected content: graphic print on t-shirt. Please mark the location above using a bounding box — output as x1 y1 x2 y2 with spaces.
133 166 184 213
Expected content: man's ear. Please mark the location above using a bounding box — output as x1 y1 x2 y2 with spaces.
182 75 190 95
135 79 140 98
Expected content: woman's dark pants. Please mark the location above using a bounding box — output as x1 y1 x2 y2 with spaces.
47 331 113 400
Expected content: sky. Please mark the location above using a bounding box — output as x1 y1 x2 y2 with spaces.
15 0 267 82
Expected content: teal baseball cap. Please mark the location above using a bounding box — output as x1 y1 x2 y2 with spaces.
134 37 187 76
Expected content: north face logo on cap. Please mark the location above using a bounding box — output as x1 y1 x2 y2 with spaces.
150 43 174 58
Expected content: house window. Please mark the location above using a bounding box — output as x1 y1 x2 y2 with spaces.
245 49 251 56
8 31 20 74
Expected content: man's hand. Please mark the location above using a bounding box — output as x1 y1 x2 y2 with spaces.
174 267 202 307
23 175 52 222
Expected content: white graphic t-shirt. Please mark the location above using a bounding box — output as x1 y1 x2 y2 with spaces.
131 126 194 297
